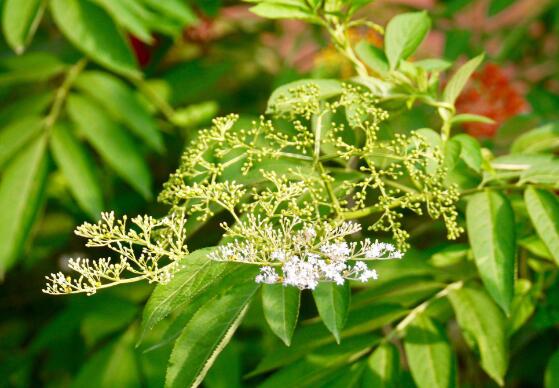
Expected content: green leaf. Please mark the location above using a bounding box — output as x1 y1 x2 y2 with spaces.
66 94 152 199
142 0 197 25
355 41 389 74
262 284 301 346
0 116 43 168
443 54 484 105
545 349 559 388
519 161 559 188
75 71 164 152
0 91 52 128
312 282 350 343
524 187 559 265
466 190 516 314
413 58 452 72
139 248 231 341
267 79 343 114
50 123 104 219
507 279 535 336
448 285 508 386
49 0 140 78
511 122 559 154
450 134 482 173
403 314 456 388
72 327 140 388
165 266 259 388
384 11 431 70
363 343 401 388
451 113 495 126
0 52 66 86
2 0 44 53
0 135 48 276
249 1 318 22
92 0 153 43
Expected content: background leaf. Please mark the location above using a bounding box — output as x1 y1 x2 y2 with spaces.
466 190 516 314
443 54 484 105
524 187 559 265
2 0 44 53
50 123 104 219
66 94 152 199
0 135 48 276
384 11 431 69
545 349 559 388
362 342 401 388
49 0 140 78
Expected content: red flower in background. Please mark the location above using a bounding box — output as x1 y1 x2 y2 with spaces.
455 63 527 138
129 35 153 67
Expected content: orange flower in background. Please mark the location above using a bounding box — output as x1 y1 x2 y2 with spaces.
455 63 527 138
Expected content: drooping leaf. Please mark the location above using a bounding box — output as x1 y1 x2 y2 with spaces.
451 113 495 126
0 135 48 276
448 285 508 386
262 284 301 346
450 134 482 173
0 116 43 168
384 11 431 70
362 342 401 388
466 190 516 314
66 94 152 199
0 91 52 128
75 71 163 152
404 314 456 388
267 79 343 114
50 123 104 219
49 0 140 78
312 282 351 343
92 0 153 43
165 266 259 388
72 327 140 388
524 187 559 265
0 52 66 86
443 54 484 105
2 0 44 53
545 349 559 388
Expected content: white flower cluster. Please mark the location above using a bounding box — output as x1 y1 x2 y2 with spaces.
209 217 402 290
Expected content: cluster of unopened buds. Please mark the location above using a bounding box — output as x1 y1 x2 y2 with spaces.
210 221 403 290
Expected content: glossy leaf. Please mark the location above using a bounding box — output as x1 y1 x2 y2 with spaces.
443 54 484 105
165 266 259 388
66 94 152 199
262 284 301 346
312 282 350 343
404 314 456 388
448 285 508 385
384 11 431 69
0 116 43 168
2 0 44 53
50 0 140 78
50 123 104 219
0 135 48 276
466 190 516 314
363 342 401 388
75 71 164 152
525 187 559 265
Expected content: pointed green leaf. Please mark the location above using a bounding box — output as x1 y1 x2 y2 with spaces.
140 248 231 341
66 94 152 199
404 314 456 388
448 285 508 386
49 0 140 78
545 349 559 388
249 2 317 22
443 54 484 105
363 342 401 388
312 282 350 343
262 284 301 346
466 190 516 314
75 71 164 152
511 122 559 154
356 41 389 74
92 0 153 43
384 11 431 70
165 266 259 388
2 0 44 53
525 187 559 265
0 116 43 168
50 123 104 219
0 135 48 275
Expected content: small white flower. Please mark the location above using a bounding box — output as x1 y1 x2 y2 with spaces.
255 266 279 284
320 242 350 261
